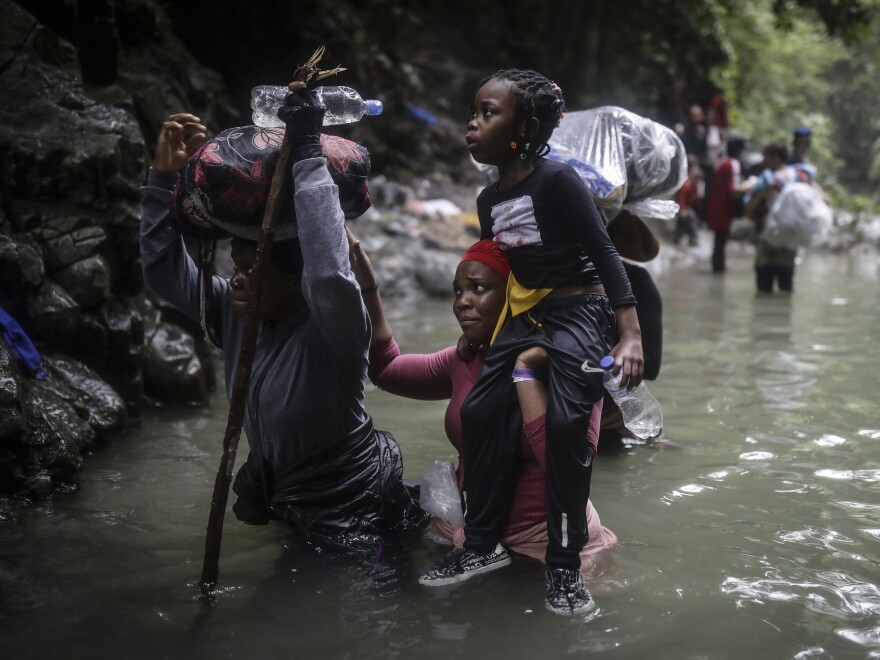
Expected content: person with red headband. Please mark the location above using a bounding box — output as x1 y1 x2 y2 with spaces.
347 231 617 570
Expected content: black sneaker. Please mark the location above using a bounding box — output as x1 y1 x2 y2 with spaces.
545 567 595 615
419 543 511 586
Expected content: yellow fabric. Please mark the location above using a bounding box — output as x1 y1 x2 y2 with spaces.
490 273 553 345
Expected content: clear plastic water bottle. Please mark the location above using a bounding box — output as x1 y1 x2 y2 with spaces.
600 355 663 439
250 85 384 128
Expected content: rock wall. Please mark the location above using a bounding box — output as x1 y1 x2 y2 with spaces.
0 0 480 507
0 0 237 502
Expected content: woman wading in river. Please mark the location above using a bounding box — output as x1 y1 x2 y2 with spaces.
347 231 617 570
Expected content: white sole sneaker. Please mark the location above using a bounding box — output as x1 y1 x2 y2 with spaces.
545 597 597 615
545 567 597 615
419 543 511 586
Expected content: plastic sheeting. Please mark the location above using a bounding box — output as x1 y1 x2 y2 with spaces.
233 427 425 538
419 459 464 527
548 106 688 221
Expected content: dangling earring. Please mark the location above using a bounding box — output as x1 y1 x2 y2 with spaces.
510 141 518 150
520 142 531 160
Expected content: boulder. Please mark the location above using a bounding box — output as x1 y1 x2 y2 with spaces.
0 234 45 310
143 316 208 405
0 342 27 443
43 354 127 441
25 278 82 344
51 254 110 309
43 226 107 271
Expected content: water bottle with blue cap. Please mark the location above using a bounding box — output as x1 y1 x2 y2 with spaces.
251 85 384 127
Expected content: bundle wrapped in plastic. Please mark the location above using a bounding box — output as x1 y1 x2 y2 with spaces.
548 109 628 208
762 182 832 250
548 106 688 220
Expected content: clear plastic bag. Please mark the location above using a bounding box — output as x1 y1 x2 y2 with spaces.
620 198 680 222
548 106 688 212
549 108 628 209
419 459 464 527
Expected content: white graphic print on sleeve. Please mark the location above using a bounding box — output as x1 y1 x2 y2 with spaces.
491 195 543 249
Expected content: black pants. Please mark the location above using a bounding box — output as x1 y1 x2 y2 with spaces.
755 241 796 293
460 294 615 570
674 213 698 245
712 230 729 273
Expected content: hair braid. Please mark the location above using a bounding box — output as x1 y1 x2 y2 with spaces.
475 68 566 162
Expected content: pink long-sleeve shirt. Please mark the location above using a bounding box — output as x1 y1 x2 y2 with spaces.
368 337 600 539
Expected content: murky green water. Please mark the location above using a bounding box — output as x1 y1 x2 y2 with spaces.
2 247 880 659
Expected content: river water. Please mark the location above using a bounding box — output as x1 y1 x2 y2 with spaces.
2 246 879 659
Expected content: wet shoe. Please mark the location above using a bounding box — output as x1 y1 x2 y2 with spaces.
419 543 511 586
545 567 595 615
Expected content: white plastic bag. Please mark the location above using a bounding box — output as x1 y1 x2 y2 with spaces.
419 459 464 527
763 182 832 250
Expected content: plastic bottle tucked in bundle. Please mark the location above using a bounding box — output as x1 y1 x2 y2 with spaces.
600 355 663 439
250 85 384 128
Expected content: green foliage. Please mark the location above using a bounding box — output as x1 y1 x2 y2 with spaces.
721 0 879 195
829 192 880 216
773 0 876 43
157 0 877 185
824 21 880 190
725 8 846 167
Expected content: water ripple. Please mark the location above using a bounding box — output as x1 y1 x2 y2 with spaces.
813 434 847 447
740 451 776 461
661 482 714 504
815 469 880 483
776 527 855 549
838 501 880 513
837 625 880 648
793 648 833 659
775 480 810 494
755 350 821 374
721 573 880 621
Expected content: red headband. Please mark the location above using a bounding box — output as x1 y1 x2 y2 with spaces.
460 239 511 279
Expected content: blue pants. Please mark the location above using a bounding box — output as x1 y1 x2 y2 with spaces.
461 293 616 570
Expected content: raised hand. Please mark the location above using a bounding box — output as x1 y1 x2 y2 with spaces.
152 113 206 173
345 226 378 291
277 81 326 162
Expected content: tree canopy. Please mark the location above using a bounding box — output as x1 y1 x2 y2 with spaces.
25 0 875 190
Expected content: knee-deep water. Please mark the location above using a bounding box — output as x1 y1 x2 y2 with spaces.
2 246 880 659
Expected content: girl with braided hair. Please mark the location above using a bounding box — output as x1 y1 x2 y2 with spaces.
419 69 644 614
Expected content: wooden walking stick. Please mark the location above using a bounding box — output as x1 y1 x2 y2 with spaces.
199 47 345 595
